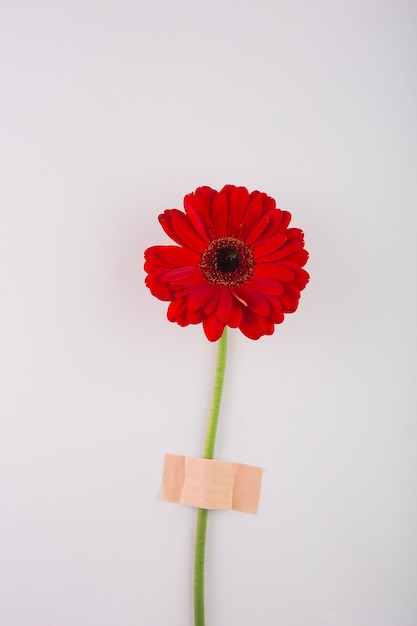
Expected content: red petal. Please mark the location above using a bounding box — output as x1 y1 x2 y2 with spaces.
183 192 211 243
192 186 217 233
203 315 225 342
167 298 187 322
253 233 287 260
264 320 275 335
211 191 229 237
241 193 264 237
256 239 302 264
239 309 268 340
281 266 310 291
145 274 174 301
160 267 201 283
254 211 286 241
281 281 307 312
254 263 295 282
228 298 243 328
186 284 214 312
157 246 200 266
159 210 207 253
144 245 160 263
244 210 276 246
187 309 205 324
218 184 238 197
276 211 292 232
204 285 220 314
233 285 271 316
278 292 294 312
246 275 284 295
158 212 184 246
281 249 309 267
217 287 233 323
269 308 285 324
227 186 250 236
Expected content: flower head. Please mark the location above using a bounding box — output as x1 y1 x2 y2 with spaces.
144 185 309 341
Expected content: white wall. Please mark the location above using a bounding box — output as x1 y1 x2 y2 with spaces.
1 1 416 625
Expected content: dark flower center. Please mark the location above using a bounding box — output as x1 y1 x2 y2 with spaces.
200 237 254 286
217 247 240 273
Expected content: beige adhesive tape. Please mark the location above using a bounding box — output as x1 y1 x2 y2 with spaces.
160 454 263 514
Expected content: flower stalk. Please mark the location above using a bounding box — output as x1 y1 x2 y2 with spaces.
194 327 228 626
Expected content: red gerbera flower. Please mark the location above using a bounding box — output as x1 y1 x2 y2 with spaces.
144 185 309 341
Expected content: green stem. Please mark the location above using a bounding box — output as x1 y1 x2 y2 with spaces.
194 327 228 626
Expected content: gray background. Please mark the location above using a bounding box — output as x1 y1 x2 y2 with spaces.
1 0 416 624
